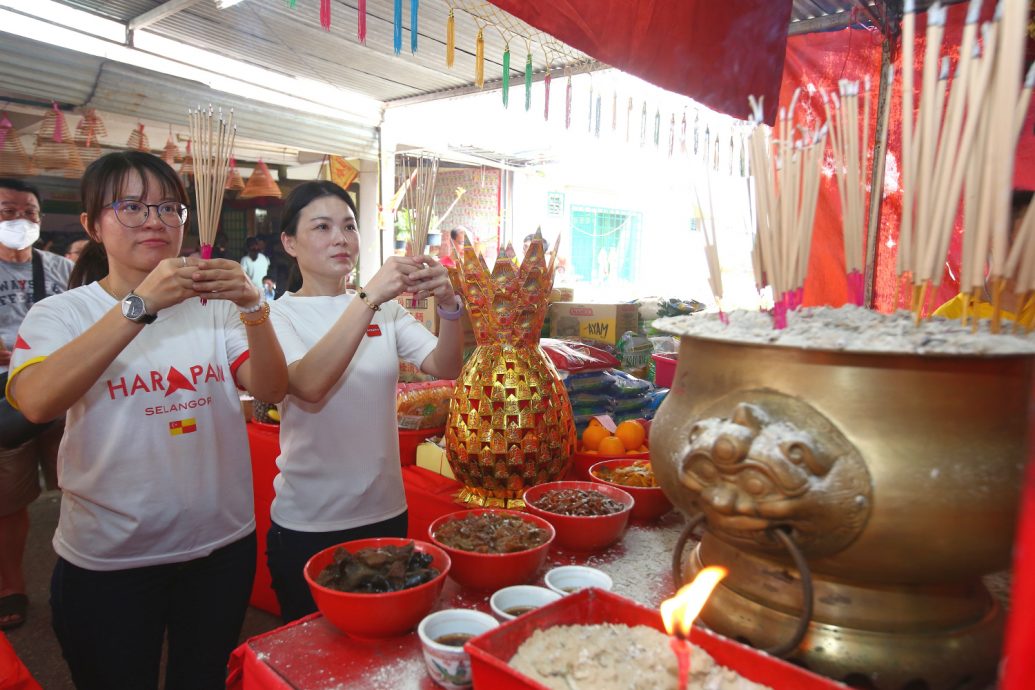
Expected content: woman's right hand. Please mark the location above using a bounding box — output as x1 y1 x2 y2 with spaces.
133 257 201 313
361 256 423 306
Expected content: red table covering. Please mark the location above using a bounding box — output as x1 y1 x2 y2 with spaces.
228 510 682 690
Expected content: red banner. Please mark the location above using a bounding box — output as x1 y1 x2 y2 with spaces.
486 0 793 124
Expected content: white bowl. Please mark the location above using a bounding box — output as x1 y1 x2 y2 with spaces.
489 585 562 621
417 609 499 690
544 565 613 595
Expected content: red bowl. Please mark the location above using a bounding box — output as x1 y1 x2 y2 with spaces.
570 448 650 481
588 458 673 522
522 481 633 552
304 538 450 638
428 509 555 590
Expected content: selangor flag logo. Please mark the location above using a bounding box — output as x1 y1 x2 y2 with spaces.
169 418 197 436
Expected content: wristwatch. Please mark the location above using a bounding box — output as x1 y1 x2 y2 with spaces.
121 292 157 324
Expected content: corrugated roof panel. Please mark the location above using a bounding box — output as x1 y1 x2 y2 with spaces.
58 0 155 22
0 34 102 104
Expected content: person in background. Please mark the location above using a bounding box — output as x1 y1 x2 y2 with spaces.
6 152 288 689
934 190 1035 326
0 178 72 630
439 226 468 268
241 236 270 290
262 275 276 302
266 180 463 622
65 237 89 264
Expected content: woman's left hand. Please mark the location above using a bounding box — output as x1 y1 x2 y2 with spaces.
189 258 262 308
408 255 456 303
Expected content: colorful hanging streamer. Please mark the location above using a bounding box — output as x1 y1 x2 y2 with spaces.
320 0 330 30
410 0 419 54
446 9 454 67
502 46 511 108
475 28 484 87
565 75 573 129
544 71 552 121
524 52 533 112
393 0 402 54
358 0 366 43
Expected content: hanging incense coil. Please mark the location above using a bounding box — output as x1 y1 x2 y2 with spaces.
162 134 182 167
239 160 282 199
32 106 84 177
0 113 36 177
225 159 245 191
179 140 194 178
126 123 149 152
74 109 106 165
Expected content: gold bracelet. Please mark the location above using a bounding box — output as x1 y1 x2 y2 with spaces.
240 301 271 326
358 290 380 312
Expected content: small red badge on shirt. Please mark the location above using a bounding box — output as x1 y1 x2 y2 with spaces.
13 335 29 350
366 325 382 337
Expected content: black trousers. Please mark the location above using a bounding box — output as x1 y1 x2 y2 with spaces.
50 532 256 690
266 511 408 623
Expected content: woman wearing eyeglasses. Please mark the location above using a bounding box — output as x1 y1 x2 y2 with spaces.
5 151 288 690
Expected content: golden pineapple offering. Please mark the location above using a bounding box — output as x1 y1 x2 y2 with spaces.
444 234 575 506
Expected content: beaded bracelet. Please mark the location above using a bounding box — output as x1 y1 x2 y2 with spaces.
240 301 271 326
358 290 381 312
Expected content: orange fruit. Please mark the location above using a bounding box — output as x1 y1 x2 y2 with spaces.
598 436 627 456
581 425 610 451
615 420 646 452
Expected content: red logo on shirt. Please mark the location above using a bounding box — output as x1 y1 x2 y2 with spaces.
104 364 225 400
13 335 29 350
366 325 382 337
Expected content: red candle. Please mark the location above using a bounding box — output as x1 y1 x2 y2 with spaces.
1001 374 1035 689
660 566 727 689
669 634 691 689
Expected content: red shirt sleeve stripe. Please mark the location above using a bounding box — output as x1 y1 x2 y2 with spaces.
230 351 250 391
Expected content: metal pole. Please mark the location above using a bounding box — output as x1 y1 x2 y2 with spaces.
864 36 894 308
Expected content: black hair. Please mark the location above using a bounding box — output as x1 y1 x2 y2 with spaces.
246 236 260 249
0 178 42 206
1012 190 1033 215
449 227 468 242
70 151 188 288
280 181 357 237
522 233 549 252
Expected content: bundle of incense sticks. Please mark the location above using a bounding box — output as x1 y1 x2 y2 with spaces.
693 164 726 322
401 154 439 257
899 0 1035 332
823 78 873 306
187 105 236 261
748 93 828 329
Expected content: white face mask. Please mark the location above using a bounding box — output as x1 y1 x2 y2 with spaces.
0 218 40 250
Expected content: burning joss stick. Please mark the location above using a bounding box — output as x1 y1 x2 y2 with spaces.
660 566 728 689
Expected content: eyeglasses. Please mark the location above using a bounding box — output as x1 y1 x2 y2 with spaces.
0 208 41 223
109 200 189 228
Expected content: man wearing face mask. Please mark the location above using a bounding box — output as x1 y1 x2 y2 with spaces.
0 179 71 630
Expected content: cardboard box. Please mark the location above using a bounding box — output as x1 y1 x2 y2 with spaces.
548 302 639 345
396 293 436 333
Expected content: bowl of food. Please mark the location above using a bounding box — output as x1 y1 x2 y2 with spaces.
589 458 673 522
489 585 563 621
428 509 555 590
544 565 614 595
572 419 650 480
522 481 634 552
304 538 450 638
417 608 499 690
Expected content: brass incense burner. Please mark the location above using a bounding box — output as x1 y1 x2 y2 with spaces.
651 332 1033 690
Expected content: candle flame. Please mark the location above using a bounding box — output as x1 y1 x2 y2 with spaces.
660 566 728 637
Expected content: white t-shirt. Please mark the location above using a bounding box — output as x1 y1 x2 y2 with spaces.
270 293 437 532
241 253 270 289
8 283 254 571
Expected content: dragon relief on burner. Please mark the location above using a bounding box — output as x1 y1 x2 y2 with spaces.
677 392 872 558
